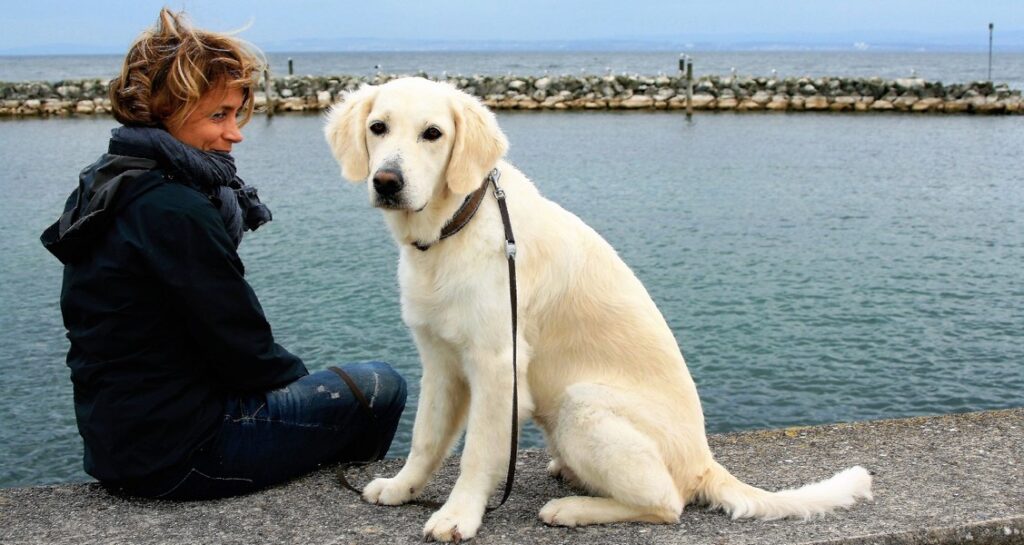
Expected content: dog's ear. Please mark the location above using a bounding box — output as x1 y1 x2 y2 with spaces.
323 85 378 183
446 90 509 194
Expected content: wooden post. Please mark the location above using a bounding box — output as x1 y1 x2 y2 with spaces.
988 23 994 82
686 56 694 121
288 57 294 76
264 69 274 118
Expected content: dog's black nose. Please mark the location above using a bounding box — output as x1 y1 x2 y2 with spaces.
373 168 404 197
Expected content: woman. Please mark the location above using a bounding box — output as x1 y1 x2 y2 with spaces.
40 8 406 500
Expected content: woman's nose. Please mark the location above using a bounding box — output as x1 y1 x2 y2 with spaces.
224 119 243 143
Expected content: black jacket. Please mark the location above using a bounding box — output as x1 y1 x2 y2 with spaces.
41 138 307 482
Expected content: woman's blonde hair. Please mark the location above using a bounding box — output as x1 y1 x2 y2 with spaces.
109 7 265 129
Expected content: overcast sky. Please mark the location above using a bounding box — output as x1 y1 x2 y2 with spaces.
2 0 1022 54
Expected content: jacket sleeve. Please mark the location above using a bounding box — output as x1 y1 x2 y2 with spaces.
132 186 308 392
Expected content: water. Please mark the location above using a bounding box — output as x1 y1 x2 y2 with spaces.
2 50 1024 89
1 109 1023 488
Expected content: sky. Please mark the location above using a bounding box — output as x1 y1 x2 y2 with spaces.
1 0 1023 54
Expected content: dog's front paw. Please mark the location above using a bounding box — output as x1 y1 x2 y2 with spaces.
423 502 484 542
362 477 418 506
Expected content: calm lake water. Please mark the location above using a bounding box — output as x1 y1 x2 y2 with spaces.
1 110 1022 488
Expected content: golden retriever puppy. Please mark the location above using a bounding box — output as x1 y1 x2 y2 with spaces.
324 77 872 542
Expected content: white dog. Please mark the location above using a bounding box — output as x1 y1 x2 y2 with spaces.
324 77 872 542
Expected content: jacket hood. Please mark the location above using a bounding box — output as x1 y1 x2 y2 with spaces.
40 153 165 264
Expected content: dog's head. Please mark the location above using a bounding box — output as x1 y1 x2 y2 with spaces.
324 77 508 213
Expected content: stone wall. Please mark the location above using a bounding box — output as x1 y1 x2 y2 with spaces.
1 74 1021 116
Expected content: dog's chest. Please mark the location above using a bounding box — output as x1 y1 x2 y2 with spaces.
398 251 503 340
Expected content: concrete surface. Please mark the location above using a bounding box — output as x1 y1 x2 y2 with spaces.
1 408 1022 544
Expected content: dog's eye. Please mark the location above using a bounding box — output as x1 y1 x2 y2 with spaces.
369 121 388 136
422 127 443 141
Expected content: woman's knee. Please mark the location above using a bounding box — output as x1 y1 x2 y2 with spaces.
338 361 407 417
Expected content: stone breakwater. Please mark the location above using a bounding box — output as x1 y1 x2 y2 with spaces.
2 74 1022 116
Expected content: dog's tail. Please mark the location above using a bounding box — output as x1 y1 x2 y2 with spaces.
697 461 873 520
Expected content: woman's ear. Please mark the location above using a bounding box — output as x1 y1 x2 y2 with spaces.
323 85 379 183
445 89 509 194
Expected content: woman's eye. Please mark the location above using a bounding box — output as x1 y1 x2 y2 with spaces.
211 112 226 121
422 127 442 141
369 121 387 135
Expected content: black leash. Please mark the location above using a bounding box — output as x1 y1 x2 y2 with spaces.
336 168 520 513
489 167 519 512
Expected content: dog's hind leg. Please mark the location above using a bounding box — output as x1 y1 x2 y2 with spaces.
540 383 682 527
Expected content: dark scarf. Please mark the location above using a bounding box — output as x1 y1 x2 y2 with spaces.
109 126 271 247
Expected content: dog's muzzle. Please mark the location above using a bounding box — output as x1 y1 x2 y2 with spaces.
372 168 406 208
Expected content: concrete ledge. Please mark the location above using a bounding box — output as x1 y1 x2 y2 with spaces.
2 408 1022 544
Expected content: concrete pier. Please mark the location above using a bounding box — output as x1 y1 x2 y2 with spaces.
1 408 1022 544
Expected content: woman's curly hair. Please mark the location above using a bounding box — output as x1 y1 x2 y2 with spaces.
109 7 265 129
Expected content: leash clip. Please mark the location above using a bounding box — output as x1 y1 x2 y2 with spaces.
488 168 504 200
505 240 517 260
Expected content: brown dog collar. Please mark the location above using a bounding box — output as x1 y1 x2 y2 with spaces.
412 172 494 251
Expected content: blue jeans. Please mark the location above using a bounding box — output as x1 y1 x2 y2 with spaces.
109 362 406 500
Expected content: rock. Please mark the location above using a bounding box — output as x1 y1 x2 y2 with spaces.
737 99 762 111
540 96 560 108
751 91 772 105
56 85 81 98
766 98 789 111
683 93 711 109
871 100 895 111
893 95 918 110
43 100 67 114
912 98 943 112
804 96 829 110
507 80 526 92
655 88 675 101
973 99 1005 113
800 84 817 96
534 77 551 91
695 80 716 94
75 100 95 114
944 99 970 113
895 78 926 91
317 90 333 108
517 98 540 110
716 97 738 110
621 95 654 109
280 97 305 111
667 96 688 109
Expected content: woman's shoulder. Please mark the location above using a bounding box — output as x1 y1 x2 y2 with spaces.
131 177 216 216
124 176 224 235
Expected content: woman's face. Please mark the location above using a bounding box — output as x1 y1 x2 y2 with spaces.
168 85 245 152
